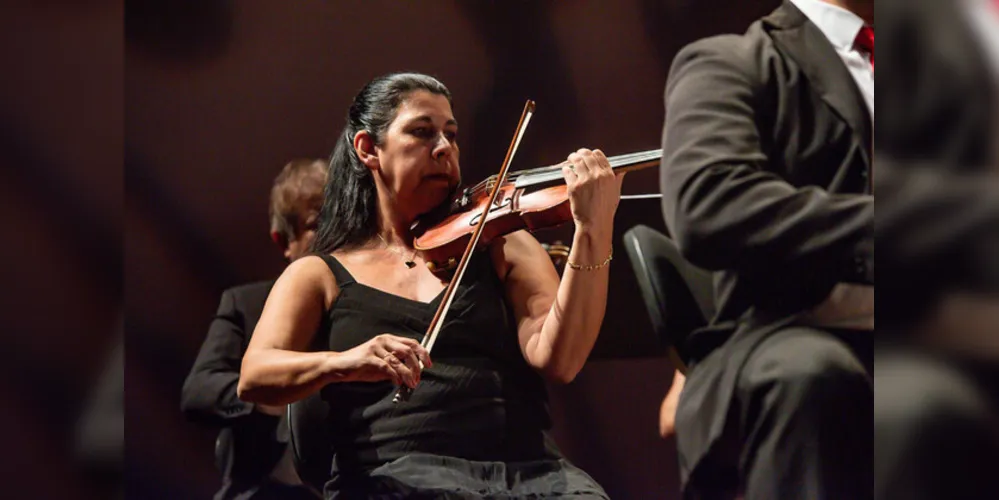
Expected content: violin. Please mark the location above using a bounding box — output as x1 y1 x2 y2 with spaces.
413 148 662 276
393 100 659 403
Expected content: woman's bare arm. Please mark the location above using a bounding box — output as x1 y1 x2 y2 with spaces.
237 256 343 405
492 228 612 384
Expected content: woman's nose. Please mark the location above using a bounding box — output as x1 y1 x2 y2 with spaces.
433 133 453 160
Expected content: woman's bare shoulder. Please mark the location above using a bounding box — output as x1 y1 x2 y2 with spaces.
275 255 339 307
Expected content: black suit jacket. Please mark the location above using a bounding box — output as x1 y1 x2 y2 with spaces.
879 0 996 170
876 0 999 328
181 281 310 499
660 0 874 350
659 2 876 482
182 281 272 424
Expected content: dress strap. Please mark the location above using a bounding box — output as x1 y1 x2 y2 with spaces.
315 253 356 287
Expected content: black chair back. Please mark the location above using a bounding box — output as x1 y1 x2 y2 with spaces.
287 392 332 496
622 224 715 369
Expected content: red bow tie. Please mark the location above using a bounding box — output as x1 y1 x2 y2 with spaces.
855 26 874 70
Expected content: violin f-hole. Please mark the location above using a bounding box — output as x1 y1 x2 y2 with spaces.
468 195 513 227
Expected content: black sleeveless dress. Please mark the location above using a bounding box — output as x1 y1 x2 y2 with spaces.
314 253 608 499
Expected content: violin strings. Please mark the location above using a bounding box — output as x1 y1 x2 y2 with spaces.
462 149 663 198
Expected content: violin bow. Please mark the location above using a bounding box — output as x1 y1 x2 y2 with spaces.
393 99 536 403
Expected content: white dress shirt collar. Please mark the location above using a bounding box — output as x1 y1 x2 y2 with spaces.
790 0 868 51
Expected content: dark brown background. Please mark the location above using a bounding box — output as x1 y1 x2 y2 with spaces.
0 1 121 499
121 1 775 498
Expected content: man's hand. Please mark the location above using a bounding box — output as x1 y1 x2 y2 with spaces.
659 370 686 438
255 403 286 416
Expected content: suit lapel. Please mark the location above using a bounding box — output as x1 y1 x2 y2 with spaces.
764 1 872 165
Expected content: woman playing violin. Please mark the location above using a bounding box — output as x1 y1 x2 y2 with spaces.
238 72 623 498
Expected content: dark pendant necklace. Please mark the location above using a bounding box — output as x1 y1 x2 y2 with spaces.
378 234 418 269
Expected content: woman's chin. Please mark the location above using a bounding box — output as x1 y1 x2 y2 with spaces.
429 180 457 199
412 190 454 221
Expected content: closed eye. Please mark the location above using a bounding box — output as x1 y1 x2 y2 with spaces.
410 127 434 139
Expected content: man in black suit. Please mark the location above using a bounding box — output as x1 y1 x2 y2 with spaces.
181 159 327 500
873 0 999 498
660 0 874 498
877 0 999 331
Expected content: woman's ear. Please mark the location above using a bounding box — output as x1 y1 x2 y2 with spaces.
353 130 379 171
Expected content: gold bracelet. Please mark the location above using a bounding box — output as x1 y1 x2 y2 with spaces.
566 250 613 271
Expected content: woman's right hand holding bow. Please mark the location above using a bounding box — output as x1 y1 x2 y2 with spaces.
335 334 432 389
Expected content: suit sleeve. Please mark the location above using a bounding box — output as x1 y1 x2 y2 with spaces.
180 290 255 425
660 40 873 284
876 161 999 326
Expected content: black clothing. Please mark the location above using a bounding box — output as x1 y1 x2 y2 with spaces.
182 281 313 500
874 1 999 498
874 350 999 500
877 0 999 328
183 282 274 426
660 2 873 338
678 326 872 499
314 253 606 499
660 2 874 497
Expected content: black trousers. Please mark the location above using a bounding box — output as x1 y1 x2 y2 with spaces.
216 480 317 500
678 325 873 500
327 453 608 499
874 350 999 500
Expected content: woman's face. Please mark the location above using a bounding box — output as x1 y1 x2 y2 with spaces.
374 90 461 217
